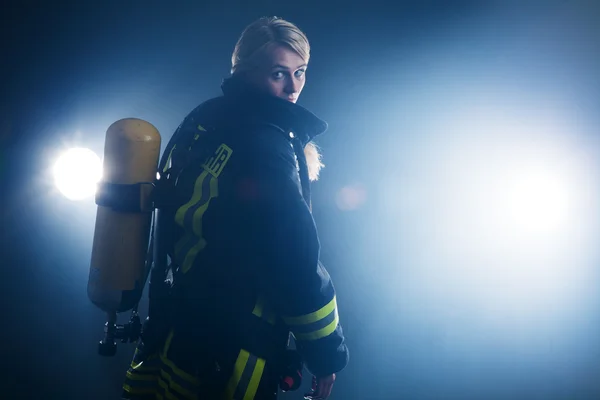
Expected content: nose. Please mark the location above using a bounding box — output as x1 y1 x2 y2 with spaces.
284 77 300 94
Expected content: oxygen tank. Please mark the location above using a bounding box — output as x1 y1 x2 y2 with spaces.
88 118 161 314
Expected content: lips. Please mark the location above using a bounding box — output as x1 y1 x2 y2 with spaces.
280 94 297 103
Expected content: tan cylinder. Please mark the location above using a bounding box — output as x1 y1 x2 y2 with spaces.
88 118 161 313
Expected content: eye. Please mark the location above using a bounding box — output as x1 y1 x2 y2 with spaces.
295 69 306 77
272 71 285 79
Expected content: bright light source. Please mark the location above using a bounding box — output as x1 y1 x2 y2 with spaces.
53 148 102 200
374 93 600 339
505 164 571 236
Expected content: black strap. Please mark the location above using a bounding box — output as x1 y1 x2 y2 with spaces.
95 181 155 213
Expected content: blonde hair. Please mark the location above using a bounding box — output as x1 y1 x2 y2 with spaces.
231 16 310 75
231 16 324 181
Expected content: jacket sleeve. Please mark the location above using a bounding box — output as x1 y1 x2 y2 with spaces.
234 124 349 377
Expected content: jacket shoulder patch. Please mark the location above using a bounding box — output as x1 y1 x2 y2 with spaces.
203 143 233 178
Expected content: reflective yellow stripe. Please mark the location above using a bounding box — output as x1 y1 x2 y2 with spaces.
174 168 219 274
131 359 159 371
124 349 160 394
122 384 156 395
283 296 337 326
159 370 198 399
252 296 265 318
192 176 217 236
244 358 266 400
161 329 175 357
180 237 207 274
283 297 339 341
157 377 180 400
175 170 209 227
160 330 200 386
124 330 202 399
225 349 249 399
131 361 157 371
225 349 266 400
130 349 159 371
172 143 231 276
126 370 158 381
292 309 339 341
252 295 276 325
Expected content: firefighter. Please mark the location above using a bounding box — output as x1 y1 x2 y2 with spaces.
121 16 349 400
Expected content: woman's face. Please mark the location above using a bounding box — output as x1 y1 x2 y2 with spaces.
245 44 307 103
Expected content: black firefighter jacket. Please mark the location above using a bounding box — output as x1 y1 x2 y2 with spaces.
158 76 349 378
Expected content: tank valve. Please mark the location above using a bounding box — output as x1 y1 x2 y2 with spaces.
98 310 143 356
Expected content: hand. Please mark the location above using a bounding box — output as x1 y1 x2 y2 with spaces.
304 373 336 400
